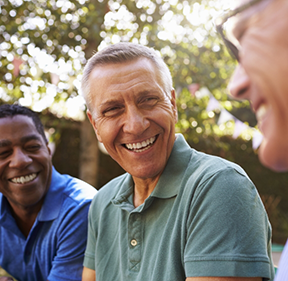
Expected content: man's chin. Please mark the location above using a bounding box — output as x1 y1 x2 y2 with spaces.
259 139 288 172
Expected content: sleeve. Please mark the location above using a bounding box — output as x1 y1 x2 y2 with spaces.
274 239 288 280
83 199 97 270
47 199 92 281
184 168 274 280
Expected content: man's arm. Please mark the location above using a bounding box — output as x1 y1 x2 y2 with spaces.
186 277 262 281
183 167 273 279
82 267 95 281
47 200 93 281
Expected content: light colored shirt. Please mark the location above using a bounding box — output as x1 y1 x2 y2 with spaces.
275 240 288 281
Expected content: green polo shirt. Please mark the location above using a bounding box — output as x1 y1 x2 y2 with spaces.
84 134 274 281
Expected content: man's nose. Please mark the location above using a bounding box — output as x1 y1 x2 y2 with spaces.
9 148 33 168
122 107 150 135
228 64 251 99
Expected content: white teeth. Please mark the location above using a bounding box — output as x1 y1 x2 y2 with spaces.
125 136 156 152
256 104 268 121
126 143 132 149
11 173 37 184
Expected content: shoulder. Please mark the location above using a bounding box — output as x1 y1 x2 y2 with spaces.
178 149 257 205
51 168 97 204
65 177 97 202
181 152 268 224
188 149 251 183
89 173 129 210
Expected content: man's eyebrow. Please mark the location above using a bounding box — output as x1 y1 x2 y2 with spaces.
99 89 161 108
137 90 156 96
0 135 42 148
20 135 43 143
20 134 42 143
99 100 121 108
0 140 12 148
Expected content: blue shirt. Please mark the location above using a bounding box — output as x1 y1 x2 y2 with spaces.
84 134 274 281
0 167 97 281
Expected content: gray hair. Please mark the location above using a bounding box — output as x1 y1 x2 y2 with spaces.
81 42 173 110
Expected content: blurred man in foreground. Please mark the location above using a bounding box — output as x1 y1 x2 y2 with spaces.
81 42 274 281
0 104 97 281
216 0 288 279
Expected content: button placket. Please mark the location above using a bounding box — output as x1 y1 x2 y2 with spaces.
128 213 142 272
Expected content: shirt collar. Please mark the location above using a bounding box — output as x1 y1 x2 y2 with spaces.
0 166 62 232
112 134 193 209
37 166 64 221
150 134 192 199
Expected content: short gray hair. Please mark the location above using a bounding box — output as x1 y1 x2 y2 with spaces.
81 42 173 110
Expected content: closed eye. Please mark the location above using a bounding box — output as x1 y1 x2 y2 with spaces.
102 106 124 117
25 140 42 151
0 150 11 158
26 145 41 151
140 97 159 107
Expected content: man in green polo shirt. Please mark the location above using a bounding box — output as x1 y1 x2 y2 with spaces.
80 42 274 281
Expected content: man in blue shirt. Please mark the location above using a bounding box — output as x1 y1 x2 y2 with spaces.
0 104 97 281
215 0 288 279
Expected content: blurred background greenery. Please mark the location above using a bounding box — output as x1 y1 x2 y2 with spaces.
0 0 287 250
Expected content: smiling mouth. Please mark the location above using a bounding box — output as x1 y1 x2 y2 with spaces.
255 104 268 122
124 136 157 153
9 173 37 184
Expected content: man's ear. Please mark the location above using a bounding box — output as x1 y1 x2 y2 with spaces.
170 89 178 123
87 110 102 142
46 144 52 158
48 144 52 154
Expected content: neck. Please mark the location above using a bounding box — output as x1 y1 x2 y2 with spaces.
133 176 159 207
9 201 43 238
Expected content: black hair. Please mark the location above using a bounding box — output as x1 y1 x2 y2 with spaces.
0 104 48 143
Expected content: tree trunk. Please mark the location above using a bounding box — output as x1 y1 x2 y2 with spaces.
79 117 99 188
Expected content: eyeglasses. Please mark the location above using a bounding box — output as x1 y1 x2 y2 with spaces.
215 0 265 62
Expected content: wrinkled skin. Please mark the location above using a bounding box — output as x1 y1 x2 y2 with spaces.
228 0 288 171
87 58 177 202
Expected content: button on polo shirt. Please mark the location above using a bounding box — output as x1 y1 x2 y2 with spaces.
84 134 274 281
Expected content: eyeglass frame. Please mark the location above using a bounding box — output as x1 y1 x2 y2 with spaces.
215 0 265 62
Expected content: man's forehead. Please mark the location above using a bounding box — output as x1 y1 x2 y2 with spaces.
0 115 40 138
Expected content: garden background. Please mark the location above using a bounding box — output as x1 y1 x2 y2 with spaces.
1 0 288 247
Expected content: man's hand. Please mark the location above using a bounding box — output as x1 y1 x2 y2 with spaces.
82 267 95 281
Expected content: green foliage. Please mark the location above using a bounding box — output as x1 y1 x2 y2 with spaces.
3 0 288 240
0 0 236 110
0 0 266 185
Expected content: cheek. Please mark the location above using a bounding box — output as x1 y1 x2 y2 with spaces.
242 34 267 68
242 33 288 112
92 117 107 142
241 37 273 91
96 121 118 145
